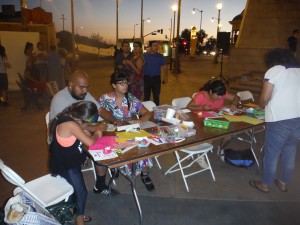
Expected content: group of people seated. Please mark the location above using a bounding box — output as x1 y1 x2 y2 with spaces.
48 48 300 224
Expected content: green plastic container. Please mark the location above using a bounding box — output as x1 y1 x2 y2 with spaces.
204 118 230 129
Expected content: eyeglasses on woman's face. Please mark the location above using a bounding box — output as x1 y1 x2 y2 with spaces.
115 81 130 86
134 45 140 48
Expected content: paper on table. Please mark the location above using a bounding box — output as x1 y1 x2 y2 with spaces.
88 150 118 161
116 130 152 142
224 115 264 125
89 136 116 150
140 121 158 129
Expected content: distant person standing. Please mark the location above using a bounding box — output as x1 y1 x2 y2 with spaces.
287 29 299 56
114 41 132 76
0 44 11 106
34 42 48 81
143 41 168 106
48 45 65 90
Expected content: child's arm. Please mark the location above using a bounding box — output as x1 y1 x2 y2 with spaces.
65 121 102 146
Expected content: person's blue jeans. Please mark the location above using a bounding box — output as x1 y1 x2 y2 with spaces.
60 167 87 215
262 117 300 185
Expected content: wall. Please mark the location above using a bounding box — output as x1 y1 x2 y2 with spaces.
228 0 300 81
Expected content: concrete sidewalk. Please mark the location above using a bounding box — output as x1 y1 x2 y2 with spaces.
1 55 299 225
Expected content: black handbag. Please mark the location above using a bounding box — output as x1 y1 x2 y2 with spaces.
46 202 79 225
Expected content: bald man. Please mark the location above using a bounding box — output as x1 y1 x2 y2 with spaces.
49 70 119 195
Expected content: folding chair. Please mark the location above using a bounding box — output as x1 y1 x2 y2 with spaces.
165 143 216 192
234 91 265 167
0 159 73 208
141 101 162 169
16 80 43 111
237 91 254 104
172 97 192 109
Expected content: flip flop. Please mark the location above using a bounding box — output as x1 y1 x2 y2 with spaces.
274 179 288 192
249 179 269 193
83 216 92 223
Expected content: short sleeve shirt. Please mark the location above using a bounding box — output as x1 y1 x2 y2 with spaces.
193 91 228 110
264 65 300 122
98 92 143 121
143 52 166 77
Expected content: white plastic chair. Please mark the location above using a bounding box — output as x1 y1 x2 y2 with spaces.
192 92 197 98
0 159 73 208
142 101 157 112
141 101 162 169
235 91 264 167
172 97 192 109
165 143 216 192
237 91 254 104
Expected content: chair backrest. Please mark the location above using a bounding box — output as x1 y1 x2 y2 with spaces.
192 93 197 98
0 159 26 187
142 101 157 112
237 91 254 103
45 112 50 128
172 97 192 109
0 159 49 207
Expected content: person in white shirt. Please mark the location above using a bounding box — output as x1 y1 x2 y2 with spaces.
249 48 300 193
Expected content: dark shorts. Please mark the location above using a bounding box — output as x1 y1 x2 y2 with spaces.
0 73 8 90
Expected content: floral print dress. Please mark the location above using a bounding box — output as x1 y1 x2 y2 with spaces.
98 92 153 175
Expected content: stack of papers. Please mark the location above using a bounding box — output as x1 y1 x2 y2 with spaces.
88 150 118 161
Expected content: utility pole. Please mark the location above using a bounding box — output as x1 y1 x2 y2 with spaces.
60 14 66 31
116 0 119 45
173 0 182 73
70 0 76 60
140 0 143 42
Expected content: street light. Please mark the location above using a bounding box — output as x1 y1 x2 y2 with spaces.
76 26 83 35
133 23 138 39
171 4 177 43
216 3 222 33
141 17 150 43
192 8 203 32
173 0 182 73
116 0 119 45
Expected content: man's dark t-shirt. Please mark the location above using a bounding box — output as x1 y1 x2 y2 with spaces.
287 36 297 52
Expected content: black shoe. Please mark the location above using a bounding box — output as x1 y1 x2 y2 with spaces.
93 185 120 195
141 176 155 192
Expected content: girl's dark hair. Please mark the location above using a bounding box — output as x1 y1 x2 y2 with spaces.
200 80 226 96
48 101 98 143
110 72 131 110
0 45 7 59
24 42 33 55
134 41 142 48
265 48 299 69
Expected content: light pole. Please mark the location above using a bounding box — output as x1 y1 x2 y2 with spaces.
216 3 222 34
171 4 177 43
213 2 222 64
116 0 119 45
76 26 83 35
141 17 150 43
70 0 76 60
133 23 138 39
192 8 203 33
173 0 182 73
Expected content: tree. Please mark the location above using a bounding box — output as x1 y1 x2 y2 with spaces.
180 29 191 42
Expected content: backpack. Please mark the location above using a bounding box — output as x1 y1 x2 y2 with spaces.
220 148 255 168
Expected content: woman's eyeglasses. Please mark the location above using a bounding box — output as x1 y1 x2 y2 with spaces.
115 81 130 86
133 45 140 48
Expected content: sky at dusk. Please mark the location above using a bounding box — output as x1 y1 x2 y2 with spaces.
2 0 247 44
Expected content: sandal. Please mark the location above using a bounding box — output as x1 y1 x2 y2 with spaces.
83 216 92 223
274 179 288 192
249 179 269 193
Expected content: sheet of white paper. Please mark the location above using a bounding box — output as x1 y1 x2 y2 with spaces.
122 145 137 153
140 121 158 129
88 150 118 161
180 109 191 113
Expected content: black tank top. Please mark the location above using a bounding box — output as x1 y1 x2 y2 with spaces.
49 115 86 175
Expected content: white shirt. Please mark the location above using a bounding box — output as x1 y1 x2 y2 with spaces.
264 65 300 122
